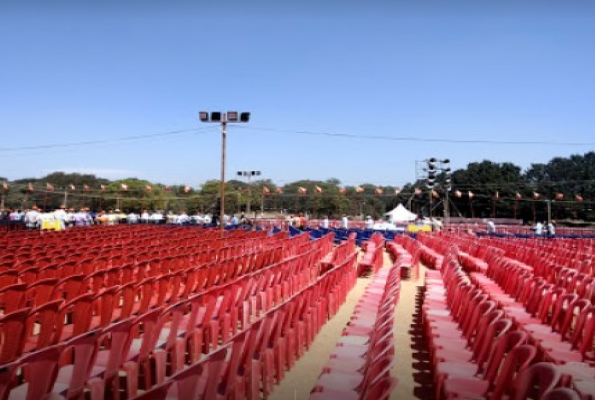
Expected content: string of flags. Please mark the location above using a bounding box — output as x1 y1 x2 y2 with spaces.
0 181 591 203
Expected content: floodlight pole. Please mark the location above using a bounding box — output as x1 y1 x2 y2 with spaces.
200 111 250 235
220 117 227 235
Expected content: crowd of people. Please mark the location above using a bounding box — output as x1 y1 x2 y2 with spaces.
0 206 256 230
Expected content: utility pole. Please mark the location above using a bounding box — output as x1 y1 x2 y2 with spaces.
220 117 227 234
63 188 69 208
199 111 251 235
546 199 552 225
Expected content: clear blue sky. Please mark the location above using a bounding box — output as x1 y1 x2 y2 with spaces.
1 0 594 188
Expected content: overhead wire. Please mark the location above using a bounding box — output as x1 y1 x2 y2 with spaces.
0 127 218 153
232 125 595 146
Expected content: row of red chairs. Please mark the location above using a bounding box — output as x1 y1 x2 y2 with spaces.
0 237 348 400
387 235 419 278
422 248 578 400
357 233 385 277
309 257 400 400
320 233 355 274
130 248 359 400
0 226 301 272
0 242 326 365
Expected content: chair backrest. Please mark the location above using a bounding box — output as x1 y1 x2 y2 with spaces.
127 307 163 363
60 329 102 400
0 307 30 363
26 299 63 351
542 388 580 400
0 283 27 314
490 345 537 400
97 317 134 382
483 330 528 379
511 362 561 400
12 343 64 400
169 344 229 400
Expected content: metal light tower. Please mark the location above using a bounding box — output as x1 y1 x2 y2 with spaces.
199 111 250 233
425 158 451 223
237 170 261 216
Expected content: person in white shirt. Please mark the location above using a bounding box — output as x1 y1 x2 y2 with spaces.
533 221 544 235
24 206 41 229
341 214 349 229
9 209 19 221
321 215 329 229
127 212 139 224
150 211 163 224
487 220 496 234
547 222 556 236
107 210 119 226
177 210 190 225
365 216 374 230
140 210 150 224
54 205 68 230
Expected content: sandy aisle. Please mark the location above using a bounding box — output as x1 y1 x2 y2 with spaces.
268 250 427 400
391 259 427 400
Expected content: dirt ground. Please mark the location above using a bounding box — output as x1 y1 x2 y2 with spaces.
269 251 428 400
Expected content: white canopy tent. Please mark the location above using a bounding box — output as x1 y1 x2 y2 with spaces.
385 203 418 223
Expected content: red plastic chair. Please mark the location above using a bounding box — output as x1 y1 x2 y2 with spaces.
86 317 134 400
23 299 63 353
24 278 59 309
511 362 561 400
1 343 64 400
167 344 228 400
443 344 537 400
120 307 164 398
51 330 102 400
51 275 86 303
0 283 27 314
56 293 95 342
0 307 30 363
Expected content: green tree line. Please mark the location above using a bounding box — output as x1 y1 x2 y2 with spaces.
2 152 595 221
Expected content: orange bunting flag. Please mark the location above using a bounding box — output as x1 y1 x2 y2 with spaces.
145 185 152 192
515 192 522 200
184 186 192 193
164 185 171 192
555 193 564 200
2 182 9 190
533 192 540 199
394 188 401 195
69 184 76 191
468 191 474 199
46 183 54 192
339 188 347 194
576 194 584 202
414 188 422 196
298 187 307 194
494 191 500 200
28 183 34 191
263 186 270 195
100 184 106 191
83 184 90 192
315 186 323 194
454 190 462 198
356 186 364 193
375 188 383 195
276 187 284 194
121 184 128 191
431 190 440 198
